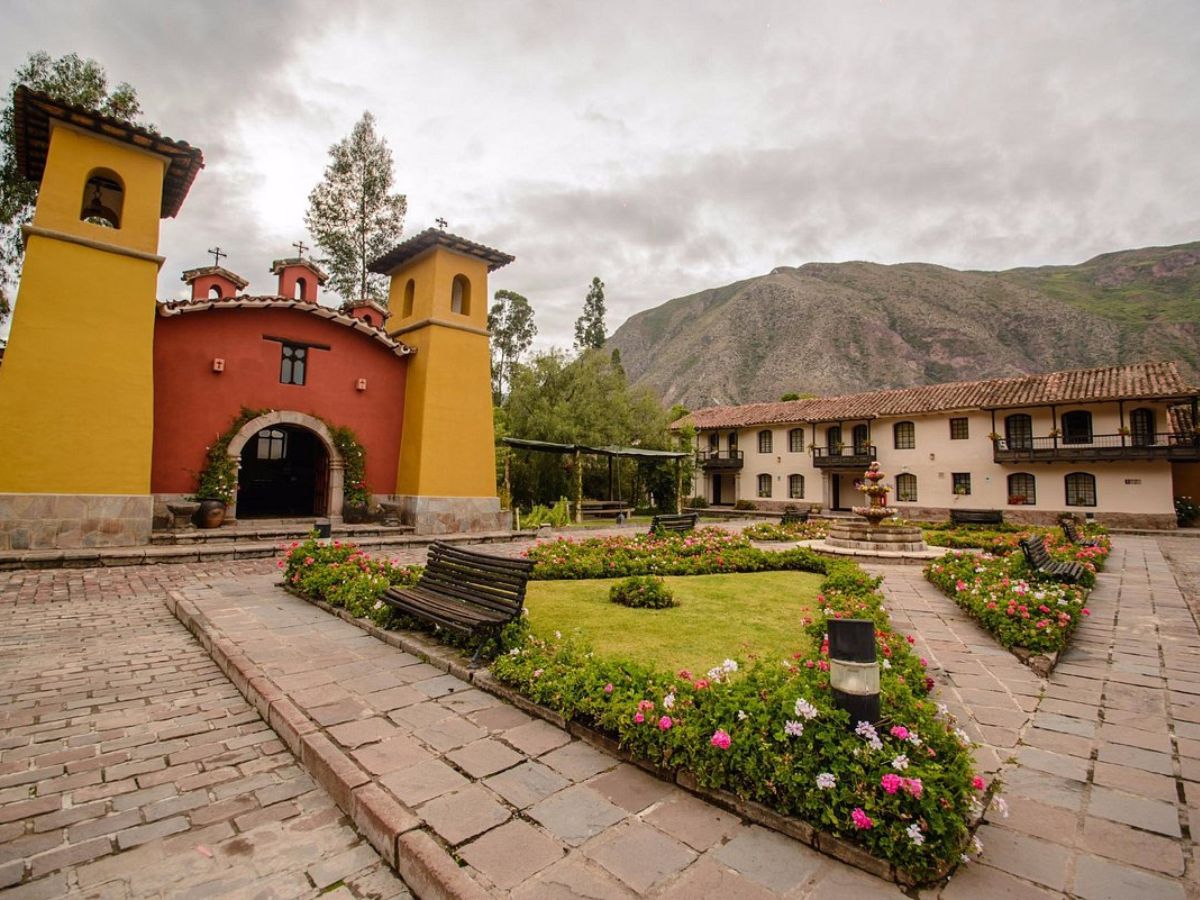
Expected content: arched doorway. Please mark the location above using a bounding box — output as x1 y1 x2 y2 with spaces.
224 411 346 523
237 425 327 518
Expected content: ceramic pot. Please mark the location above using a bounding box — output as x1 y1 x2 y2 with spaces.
194 499 227 529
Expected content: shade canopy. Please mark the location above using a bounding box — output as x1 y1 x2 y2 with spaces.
502 437 686 460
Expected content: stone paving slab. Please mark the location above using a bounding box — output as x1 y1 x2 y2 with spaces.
0 561 410 898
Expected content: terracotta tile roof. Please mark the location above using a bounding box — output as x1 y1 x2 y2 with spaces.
157 296 414 357
180 265 249 290
676 362 1197 429
368 228 514 274
270 257 329 283
13 86 204 218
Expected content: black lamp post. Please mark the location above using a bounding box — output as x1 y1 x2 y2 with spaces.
828 618 881 725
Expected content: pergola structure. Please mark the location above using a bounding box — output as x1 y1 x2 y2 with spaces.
501 438 688 521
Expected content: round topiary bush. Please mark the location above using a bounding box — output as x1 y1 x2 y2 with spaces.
609 575 677 609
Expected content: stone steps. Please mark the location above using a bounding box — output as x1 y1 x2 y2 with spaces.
150 521 415 546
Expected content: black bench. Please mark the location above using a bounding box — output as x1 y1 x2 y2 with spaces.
382 542 534 666
950 509 1004 526
780 506 810 526
1060 518 1101 548
575 500 634 520
649 513 698 535
1019 537 1085 584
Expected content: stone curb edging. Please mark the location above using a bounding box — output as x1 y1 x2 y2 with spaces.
163 590 490 900
0 530 537 572
284 588 965 889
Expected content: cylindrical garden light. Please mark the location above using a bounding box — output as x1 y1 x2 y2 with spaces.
828 618 881 725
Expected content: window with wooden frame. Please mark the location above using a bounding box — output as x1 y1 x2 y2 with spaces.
788 474 804 499
893 421 915 449
1007 472 1036 505
788 428 805 453
1065 472 1097 507
951 472 971 495
1061 410 1093 445
949 417 969 440
758 430 773 453
896 473 917 502
757 473 772 498
279 343 308 385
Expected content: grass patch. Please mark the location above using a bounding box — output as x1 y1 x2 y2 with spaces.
523 570 824 673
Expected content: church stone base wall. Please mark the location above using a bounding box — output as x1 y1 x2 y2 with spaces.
387 495 508 535
0 494 152 550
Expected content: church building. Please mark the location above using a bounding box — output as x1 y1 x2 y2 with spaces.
0 87 509 550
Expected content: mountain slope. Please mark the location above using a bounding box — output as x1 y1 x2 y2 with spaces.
608 242 1200 408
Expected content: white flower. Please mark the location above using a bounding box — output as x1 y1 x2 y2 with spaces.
891 754 909 771
722 658 739 673
737 710 748 721
971 835 984 855
508 648 521 656
554 630 562 639
784 720 805 738
954 727 972 747
990 796 1009 818
882 659 892 670
663 692 675 710
906 823 925 846
816 772 837 790
855 721 883 751
793 697 819 720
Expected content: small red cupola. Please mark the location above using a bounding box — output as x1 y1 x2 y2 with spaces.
181 265 248 301
271 256 328 303
341 298 392 329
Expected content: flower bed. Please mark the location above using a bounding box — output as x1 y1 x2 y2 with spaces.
281 536 422 627
920 526 1052 555
924 533 1110 657
492 554 988 882
525 527 830 579
742 521 828 542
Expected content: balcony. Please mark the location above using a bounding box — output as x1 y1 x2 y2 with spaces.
811 445 877 469
993 433 1200 464
698 449 744 470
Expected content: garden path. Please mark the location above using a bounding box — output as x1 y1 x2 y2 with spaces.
870 535 1198 899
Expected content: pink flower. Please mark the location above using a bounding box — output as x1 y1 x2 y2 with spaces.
637 700 655 713
972 776 986 791
303 556 315 566
889 725 910 740
604 683 614 694
881 773 903 795
658 716 673 730
851 807 873 830
1081 608 1090 616
903 777 923 799
710 729 732 750
906 635 916 644
634 712 645 724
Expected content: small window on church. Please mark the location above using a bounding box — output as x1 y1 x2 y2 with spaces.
208 284 223 300
256 429 288 460
451 275 471 315
293 277 307 300
402 279 415 317
280 343 307 385
80 169 124 229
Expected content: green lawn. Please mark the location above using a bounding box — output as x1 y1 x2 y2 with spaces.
523 571 824 674
565 515 727 530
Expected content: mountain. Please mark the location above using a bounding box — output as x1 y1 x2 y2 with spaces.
607 241 1200 409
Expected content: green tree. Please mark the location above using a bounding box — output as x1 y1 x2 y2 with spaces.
573 276 606 350
503 348 672 507
488 289 537 403
305 112 406 303
0 51 143 327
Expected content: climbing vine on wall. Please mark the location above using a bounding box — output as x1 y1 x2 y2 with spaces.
192 407 369 509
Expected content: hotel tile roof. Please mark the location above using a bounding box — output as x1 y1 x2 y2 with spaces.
676 362 1197 429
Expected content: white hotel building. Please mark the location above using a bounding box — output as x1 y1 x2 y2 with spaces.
679 363 1200 529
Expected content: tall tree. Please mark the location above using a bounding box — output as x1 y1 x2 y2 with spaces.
305 112 406 302
0 52 143 328
488 289 537 403
573 276 606 350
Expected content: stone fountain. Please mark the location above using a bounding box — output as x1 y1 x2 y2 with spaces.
823 462 928 553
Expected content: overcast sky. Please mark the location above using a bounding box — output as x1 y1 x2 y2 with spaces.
3 0 1198 347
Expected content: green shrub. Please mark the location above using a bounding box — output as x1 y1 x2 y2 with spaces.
1177 495 1199 526
688 495 710 509
733 499 757 511
609 575 677 609
282 535 422 627
743 521 827 542
548 497 571 527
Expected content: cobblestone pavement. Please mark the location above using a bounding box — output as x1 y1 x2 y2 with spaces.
873 535 1199 899
0 563 410 899
3 534 1199 899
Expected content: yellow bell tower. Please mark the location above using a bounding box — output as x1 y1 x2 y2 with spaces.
370 229 513 533
0 88 203 549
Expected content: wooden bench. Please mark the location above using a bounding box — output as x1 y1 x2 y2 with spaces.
1019 536 1085 584
950 509 1004 526
575 501 634 520
1060 518 1101 548
649 513 698 535
780 506 810 526
382 542 534 666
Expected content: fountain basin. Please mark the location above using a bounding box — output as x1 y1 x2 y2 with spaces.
825 521 927 553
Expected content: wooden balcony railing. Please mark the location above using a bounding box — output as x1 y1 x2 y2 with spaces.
811 445 877 468
993 433 1200 463
698 449 744 470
